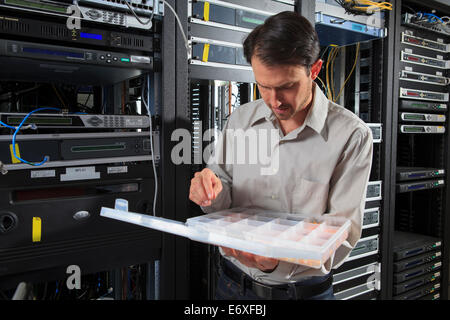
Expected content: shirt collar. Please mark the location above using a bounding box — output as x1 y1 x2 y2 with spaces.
303 83 329 141
249 84 329 141
249 99 276 127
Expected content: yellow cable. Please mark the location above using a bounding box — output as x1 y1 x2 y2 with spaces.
343 0 392 12
335 43 360 103
316 76 326 91
325 49 332 100
52 84 66 109
324 44 340 101
325 50 330 99
330 47 340 102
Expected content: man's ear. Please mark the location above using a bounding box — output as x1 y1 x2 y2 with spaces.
310 59 323 80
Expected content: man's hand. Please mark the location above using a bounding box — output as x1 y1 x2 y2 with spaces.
221 247 279 272
189 168 223 207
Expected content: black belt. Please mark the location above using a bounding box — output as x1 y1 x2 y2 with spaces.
219 256 333 300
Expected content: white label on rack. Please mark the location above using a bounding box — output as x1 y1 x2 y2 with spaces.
438 170 444 175
436 251 442 257
436 71 443 76
405 66 413 71
437 38 444 43
437 55 443 60
434 272 441 277
60 166 100 181
436 283 441 289
107 166 128 174
125 118 144 127
405 48 413 53
435 261 442 268
31 170 56 178
436 241 442 247
438 180 444 184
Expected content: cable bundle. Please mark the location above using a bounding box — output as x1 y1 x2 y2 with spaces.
412 12 450 34
334 0 392 15
319 43 360 103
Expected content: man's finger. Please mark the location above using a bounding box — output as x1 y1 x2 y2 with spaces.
212 178 222 200
189 179 210 206
201 173 214 200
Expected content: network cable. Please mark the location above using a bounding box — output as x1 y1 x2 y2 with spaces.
334 0 392 15
141 74 158 217
410 11 450 34
417 12 445 24
0 120 16 130
10 107 61 166
126 0 190 52
334 43 360 102
124 0 154 26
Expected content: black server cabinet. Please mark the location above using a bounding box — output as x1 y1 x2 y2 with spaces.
389 0 450 300
184 0 295 299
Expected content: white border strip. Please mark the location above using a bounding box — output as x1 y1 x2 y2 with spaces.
346 235 379 262
401 32 449 53
190 59 252 71
362 207 380 229
3 155 154 171
333 262 379 285
190 36 243 48
195 0 274 16
400 70 449 86
189 17 253 33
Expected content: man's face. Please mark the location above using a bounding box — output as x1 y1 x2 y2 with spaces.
252 56 321 122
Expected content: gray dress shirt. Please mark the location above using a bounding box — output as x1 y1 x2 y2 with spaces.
202 84 373 285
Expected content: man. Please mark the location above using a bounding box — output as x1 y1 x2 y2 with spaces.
189 11 373 300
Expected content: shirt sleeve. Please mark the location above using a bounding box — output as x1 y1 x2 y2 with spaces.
325 125 373 271
265 124 373 281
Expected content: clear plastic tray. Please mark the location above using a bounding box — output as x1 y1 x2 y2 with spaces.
100 200 351 269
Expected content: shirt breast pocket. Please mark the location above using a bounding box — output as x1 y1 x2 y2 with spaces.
291 178 329 215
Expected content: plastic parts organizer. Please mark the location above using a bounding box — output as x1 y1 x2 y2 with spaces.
100 199 351 269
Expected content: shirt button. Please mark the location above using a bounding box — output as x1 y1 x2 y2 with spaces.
271 194 277 200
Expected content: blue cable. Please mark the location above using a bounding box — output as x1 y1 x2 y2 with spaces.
418 12 445 23
0 120 16 130
11 107 61 166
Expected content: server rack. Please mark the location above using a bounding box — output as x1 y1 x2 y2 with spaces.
181 0 295 299
388 0 450 300
305 1 393 300
0 1 170 300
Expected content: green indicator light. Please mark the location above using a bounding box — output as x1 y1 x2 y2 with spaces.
242 16 265 25
121 58 130 62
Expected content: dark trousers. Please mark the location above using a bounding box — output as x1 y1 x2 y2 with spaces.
215 258 335 300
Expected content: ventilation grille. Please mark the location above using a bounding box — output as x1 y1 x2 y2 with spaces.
0 19 30 33
121 37 145 48
40 25 70 38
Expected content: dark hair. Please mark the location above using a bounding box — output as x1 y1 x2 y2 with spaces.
243 11 320 72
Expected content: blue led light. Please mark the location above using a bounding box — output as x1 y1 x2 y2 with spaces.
80 32 103 40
